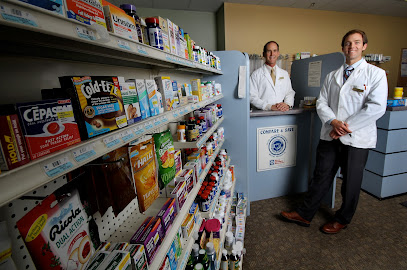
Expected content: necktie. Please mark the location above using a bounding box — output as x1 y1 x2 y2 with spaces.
271 68 276 85
343 67 354 83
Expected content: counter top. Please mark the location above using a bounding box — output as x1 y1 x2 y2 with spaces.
250 107 316 117
386 106 407 111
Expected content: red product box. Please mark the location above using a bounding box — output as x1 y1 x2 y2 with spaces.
16 99 81 160
0 109 30 170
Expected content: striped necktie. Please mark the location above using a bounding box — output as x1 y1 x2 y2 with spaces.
344 67 354 83
271 67 276 85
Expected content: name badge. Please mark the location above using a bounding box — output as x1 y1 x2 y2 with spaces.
352 84 366 93
279 77 284 80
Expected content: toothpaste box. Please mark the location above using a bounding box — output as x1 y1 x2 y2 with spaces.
154 77 174 111
9 0 65 16
145 80 160 116
16 99 81 160
154 16 170 53
118 77 142 125
167 19 177 55
65 0 106 28
157 198 177 234
59 76 127 140
103 1 138 42
134 79 151 119
124 244 148 270
0 105 30 170
98 250 131 270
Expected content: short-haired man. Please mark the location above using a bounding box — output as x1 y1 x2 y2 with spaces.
250 41 295 111
281 29 388 233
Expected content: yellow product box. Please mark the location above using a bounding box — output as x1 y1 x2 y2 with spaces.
191 79 203 101
65 0 106 28
154 16 170 53
99 250 131 270
181 213 195 238
103 1 138 42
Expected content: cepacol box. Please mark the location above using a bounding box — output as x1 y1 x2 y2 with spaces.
16 99 81 160
59 76 128 139
0 105 30 170
16 190 95 270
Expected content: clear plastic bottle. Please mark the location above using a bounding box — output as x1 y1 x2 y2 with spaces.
225 231 234 252
145 17 163 50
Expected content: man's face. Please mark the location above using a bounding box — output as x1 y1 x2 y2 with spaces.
342 33 367 64
263 42 280 66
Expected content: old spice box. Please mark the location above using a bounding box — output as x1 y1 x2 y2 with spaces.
0 105 30 170
59 76 127 139
16 99 81 160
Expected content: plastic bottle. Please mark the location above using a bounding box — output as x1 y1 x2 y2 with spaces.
229 250 238 270
140 18 150 45
196 119 203 137
120 4 144 44
217 104 223 118
220 249 229 270
225 231 234 252
177 124 186 142
206 242 217 270
192 243 200 263
145 17 163 50
199 116 207 132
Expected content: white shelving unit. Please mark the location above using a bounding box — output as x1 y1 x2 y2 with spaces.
0 2 238 270
173 117 224 149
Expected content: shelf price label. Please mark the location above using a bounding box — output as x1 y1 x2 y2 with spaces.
160 116 168 123
0 4 39 27
103 134 121 148
75 25 96 41
144 122 154 131
120 130 135 142
72 144 96 163
153 118 161 126
137 45 148 55
117 39 131 51
43 156 74 178
172 110 179 118
134 125 144 135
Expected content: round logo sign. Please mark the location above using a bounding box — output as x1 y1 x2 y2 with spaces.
268 135 287 157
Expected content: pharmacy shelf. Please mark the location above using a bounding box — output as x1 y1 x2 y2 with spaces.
216 179 236 270
201 158 231 220
176 214 203 270
173 117 224 149
0 95 223 208
0 0 222 75
106 140 224 269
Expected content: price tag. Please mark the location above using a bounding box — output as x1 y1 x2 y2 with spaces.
103 134 121 148
117 39 131 51
144 122 153 130
191 105 195 110
178 109 183 116
161 116 168 123
134 125 144 135
75 25 96 41
153 118 161 126
172 110 179 118
137 45 148 55
183 108 188 114
120 130 135 142
43 156 74 178
0 4 39 27
72 144 96 163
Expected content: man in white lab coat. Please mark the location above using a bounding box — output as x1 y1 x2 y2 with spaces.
250 41 295 111
281 29 388 233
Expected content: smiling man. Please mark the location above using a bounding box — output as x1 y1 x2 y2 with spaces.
250 41 295 111
280 29 388 234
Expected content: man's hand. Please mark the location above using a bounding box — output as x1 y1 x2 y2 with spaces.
330 119 352 138
268 102 290 112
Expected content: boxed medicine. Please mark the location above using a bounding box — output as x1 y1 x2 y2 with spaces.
16 99 81 160
191 79 203 101
125 244 149 270
167 19 177 55
64 0 106 28
154 16 170 53
134 79 151 119
118 77 142 125
58 76 127 140
9 0 65 16
155 77 174 111
103 1 138 42
157 198 177 234
145 79 161 116
0 105 30 170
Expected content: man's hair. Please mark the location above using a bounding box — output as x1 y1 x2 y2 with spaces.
341 29 368 47
263 41 280 54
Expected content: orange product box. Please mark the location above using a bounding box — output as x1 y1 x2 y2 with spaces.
64 0 106 28
103 1 138 42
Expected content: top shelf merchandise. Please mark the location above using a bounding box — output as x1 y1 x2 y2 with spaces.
0 0 222 75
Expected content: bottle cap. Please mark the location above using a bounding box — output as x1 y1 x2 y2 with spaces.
178 124 185 129
194 263 204 270
120 4 136 13
206 242 215 255
192 243 200 253
222 249 228 256
145 17 159 24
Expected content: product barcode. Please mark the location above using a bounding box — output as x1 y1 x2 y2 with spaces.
12 8 22 16
52 160 61 167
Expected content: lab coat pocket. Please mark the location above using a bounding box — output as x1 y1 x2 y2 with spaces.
348 84 366 103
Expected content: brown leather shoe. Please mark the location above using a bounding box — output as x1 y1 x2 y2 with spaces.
321 221 347 234
280 211 310 227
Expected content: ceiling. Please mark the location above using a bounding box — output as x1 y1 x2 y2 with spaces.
118 0 407 17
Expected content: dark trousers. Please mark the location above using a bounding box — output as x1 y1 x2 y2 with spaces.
296 139 369 225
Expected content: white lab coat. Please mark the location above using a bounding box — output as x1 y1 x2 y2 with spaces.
316 59 388 149
250 64 295 110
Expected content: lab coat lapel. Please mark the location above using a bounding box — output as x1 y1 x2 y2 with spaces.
262 65 276 91
344 59 367 86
